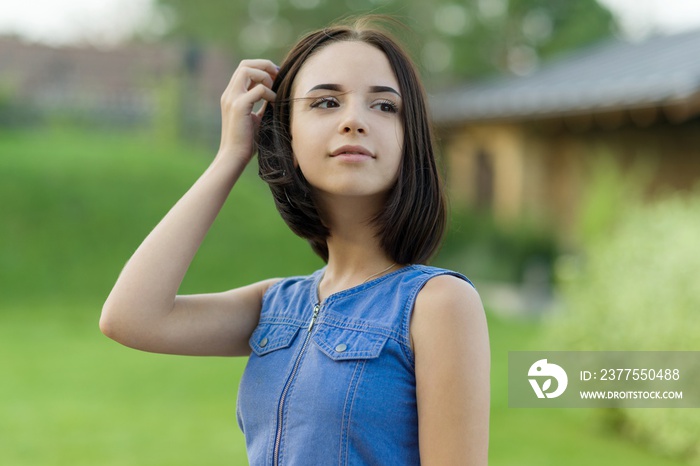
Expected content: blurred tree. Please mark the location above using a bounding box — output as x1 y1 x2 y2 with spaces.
154 0 618 87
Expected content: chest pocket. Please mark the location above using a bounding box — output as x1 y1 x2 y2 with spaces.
312 326 388 361
249 323 299 356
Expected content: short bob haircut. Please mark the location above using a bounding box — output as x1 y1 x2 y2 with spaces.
257 16 446 265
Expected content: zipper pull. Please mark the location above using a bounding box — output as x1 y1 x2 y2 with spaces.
307 303 320 332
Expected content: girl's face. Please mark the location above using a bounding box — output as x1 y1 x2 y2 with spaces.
290 41 404 203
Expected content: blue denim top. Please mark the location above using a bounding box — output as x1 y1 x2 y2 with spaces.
236 264 472 466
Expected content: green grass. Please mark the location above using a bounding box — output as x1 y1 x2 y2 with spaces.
0 127 323 305
0 128 691 465
0 305 247 465
486 314 690 465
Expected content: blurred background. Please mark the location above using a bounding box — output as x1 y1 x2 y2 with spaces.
1 0 699 464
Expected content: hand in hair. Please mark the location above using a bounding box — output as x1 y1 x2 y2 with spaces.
218 59 278 165
100 60 280 357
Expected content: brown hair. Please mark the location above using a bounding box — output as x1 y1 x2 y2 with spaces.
257 16 446 264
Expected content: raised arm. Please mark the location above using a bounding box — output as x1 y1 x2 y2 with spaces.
411 275 491 465
100 59 279 357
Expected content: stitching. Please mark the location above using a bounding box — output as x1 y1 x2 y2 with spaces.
258 317 307 327
339 360 365 466
311 330 387 360
318 316 401 341
322 265 418 305
276 337 311 465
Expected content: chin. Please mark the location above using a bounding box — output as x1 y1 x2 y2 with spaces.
319 185 392 201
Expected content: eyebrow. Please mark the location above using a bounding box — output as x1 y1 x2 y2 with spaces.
306 83 401 97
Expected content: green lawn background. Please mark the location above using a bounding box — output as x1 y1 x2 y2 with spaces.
0 128 689 465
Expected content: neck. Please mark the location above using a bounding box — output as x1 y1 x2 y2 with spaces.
315 194 399 302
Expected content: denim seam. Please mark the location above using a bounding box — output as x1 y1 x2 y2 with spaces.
399 269 475 368
308 267 326 305
339 360 365 466
400 270 439 368
313 332 385 360
261 279 285 308
321 265 419 305
249 323 302 356
317 318 401 340
262 273 314 305
312 321 410 359
276 336 312 466
257 317 307 327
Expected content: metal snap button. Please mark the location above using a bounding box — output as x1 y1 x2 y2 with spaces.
260 337 269 348
335 343 347 353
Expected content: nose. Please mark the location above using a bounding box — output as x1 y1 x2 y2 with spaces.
338 104 367 135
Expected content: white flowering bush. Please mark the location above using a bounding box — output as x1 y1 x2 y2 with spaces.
543 188 700 463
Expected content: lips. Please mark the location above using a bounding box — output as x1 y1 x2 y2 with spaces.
330 145 375 158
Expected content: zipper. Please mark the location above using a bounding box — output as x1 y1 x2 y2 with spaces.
273 302 321 466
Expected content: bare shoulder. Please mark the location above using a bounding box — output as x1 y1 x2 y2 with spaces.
411 273 490 465
416 273 481 308
410 274 486 350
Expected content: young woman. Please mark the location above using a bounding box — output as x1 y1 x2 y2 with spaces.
101 17 490 466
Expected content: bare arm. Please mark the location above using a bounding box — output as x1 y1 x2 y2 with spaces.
411 275 491 465
100 59 279 357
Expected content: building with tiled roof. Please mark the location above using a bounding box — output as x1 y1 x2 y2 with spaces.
433 29 700 238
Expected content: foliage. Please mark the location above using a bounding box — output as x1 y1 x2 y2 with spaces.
573 151 654 246
152 0 619 86
543 184 700 464
436 208 558 284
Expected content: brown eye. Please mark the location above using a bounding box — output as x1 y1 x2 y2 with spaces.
310 97 340 109
372 99 399 113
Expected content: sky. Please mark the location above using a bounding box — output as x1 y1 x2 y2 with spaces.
0 0 159 46
598 0 700 39
1 0 700 46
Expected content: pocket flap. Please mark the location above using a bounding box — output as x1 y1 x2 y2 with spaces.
249 323 299 356
312 326 388 361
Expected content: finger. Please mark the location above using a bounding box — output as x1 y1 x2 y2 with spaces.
230 60 278 88
242 68 275 92
249 83 276 106
222 68 273 107
233 84 276 115
238 59 279 77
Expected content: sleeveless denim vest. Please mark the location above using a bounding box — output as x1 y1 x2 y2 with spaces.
236 264 472 466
